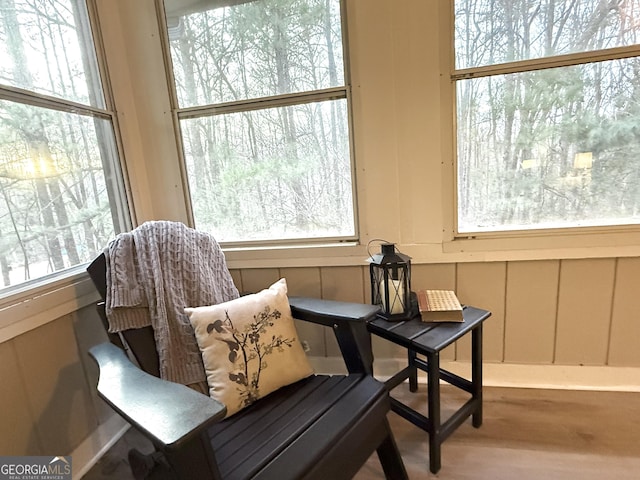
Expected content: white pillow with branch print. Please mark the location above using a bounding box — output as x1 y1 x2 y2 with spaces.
185 278 314 417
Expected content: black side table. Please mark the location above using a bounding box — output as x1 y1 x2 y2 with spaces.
367 306 491 474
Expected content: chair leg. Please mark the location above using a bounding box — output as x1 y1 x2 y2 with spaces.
128 449 176 480
376 419 408 480
408 349 418 392
162 431 222 480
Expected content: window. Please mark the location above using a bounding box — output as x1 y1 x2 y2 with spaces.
0 0 129 292
162 0 355 244
454 0 640 234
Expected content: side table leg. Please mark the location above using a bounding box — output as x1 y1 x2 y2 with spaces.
408 349 418 392
472 323 483 428
427 351 441 474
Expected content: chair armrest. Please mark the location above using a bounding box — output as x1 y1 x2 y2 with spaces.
89 343 226 449
289 297 380 375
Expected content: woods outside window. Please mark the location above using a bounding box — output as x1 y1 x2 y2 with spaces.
454 0 640 235
0 0 129 293
161 0 356 245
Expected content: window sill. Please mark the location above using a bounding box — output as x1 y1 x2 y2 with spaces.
0 266 100 343
222 230 640 269
223 242 370 269
442 228 640 262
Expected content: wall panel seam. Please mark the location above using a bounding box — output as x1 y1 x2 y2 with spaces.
605 258 619 365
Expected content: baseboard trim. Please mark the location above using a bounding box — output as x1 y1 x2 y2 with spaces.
72 414 129 480
308 356 640 392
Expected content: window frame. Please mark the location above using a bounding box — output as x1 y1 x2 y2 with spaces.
0 0 132 303
449 1 640 244
156 0 359 248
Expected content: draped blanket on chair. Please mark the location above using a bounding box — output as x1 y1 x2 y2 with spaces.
103 220 239 387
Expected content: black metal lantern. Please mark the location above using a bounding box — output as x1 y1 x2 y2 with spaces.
368 243 412 320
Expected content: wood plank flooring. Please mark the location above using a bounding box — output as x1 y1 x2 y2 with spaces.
82 384 640 479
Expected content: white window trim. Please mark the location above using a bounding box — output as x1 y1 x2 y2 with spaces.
442 2 640 261
158 0 359 247
0 0 132 336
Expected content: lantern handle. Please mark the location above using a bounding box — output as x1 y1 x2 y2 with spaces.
366 239 409 260
366 238 392 261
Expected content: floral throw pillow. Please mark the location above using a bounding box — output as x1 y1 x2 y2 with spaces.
185 278 314 417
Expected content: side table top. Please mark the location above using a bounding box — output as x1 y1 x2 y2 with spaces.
367 306 491 354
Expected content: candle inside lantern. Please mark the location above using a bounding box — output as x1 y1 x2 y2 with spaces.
380 278 405 315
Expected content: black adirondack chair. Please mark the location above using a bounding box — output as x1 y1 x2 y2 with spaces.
87 252 407 479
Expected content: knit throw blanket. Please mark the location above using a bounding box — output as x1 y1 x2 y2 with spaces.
104 221 239 387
